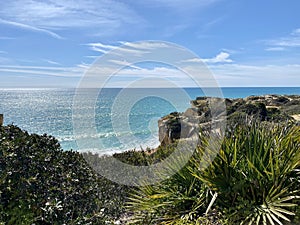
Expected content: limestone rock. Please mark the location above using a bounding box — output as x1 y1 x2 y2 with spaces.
158 95 300 145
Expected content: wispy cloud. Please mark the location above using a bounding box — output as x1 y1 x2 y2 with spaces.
77 66 199 88
68 62 300 87
185 52 233 64
210 63 300 86
265 47 286 51
221 48 244 54
0 57 13 64
0 65 83 77
87 43 117 54
108 59 143 69
1 61 299 87
0 19 62 39
87 41 165 56
120 41 169 50
77 62 90 69
1 65 74 70
0 0 143 37
266 28 300 49
84 56 99 59
43 59 61 65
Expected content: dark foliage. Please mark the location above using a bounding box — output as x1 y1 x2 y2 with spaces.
0 125 104 224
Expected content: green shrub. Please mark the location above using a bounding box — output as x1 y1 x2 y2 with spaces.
0 125 104 224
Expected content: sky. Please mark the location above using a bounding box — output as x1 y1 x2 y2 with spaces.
0 0 300 87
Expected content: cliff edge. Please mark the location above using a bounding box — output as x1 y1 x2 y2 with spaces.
158 94 300 145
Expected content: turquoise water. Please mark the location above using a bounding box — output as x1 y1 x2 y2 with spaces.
0 87 299 154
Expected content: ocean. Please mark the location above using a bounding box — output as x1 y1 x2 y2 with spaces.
0 87 299 154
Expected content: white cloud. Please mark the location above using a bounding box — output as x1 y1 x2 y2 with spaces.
87 41 168 56
43 59 61 65
210 63 300 87
1 61 300 87
183 58 202 63
0 0 143 37
79 66 200 88
84 56 99 59
265 47 286 51
120 41 170 50
185 52 233 64
108 60 142 69
0 65 83 77
203 52 233 63
292 28 300 35
77 63 90 69
0 57 13 64
1 65 75 70
116 67 183 78
267 28 300 48
221 48 244 54
0 18 62 39
72 62 300 88
86 43 117 54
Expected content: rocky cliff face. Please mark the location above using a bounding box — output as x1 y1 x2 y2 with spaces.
158 95 300 145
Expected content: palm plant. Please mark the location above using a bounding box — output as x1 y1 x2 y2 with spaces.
126 141 224 224
127 122 300 225
127 144 209 224
191 123 300 225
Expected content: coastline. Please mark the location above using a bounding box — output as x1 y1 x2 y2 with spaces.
1 88 300 154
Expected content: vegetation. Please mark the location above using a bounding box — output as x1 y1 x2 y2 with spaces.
128 122 300 225
0 125 119 224
1 122 300 224
0 125 176 224
83 143 176 167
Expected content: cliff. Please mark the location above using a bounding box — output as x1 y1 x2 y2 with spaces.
158 95 300 145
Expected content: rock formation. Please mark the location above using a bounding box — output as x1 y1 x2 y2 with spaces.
158 95 300 145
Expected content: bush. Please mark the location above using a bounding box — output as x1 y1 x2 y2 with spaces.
0 125 104 224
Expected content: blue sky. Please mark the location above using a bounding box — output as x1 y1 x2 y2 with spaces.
0 0 299 87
